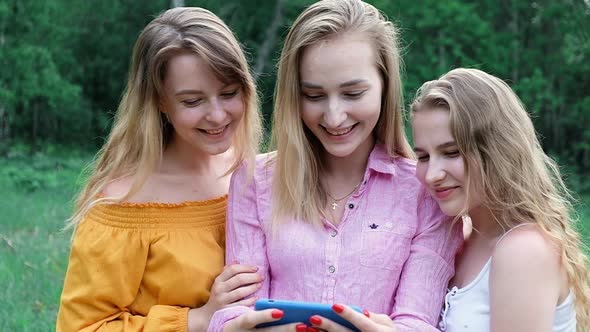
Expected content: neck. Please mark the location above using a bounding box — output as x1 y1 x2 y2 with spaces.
468 205 503 237
161 136 219 174
322 136 375 181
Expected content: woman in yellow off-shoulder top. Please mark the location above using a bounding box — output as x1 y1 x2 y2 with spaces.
56 7 265 332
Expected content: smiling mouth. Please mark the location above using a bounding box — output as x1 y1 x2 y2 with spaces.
199 125 228 135
322 123 357 136
433 186 460 198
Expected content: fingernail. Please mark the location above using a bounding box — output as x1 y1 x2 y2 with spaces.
257 283 262 288
309 315 322 325
332 303 344 313
271 309 284 319
296 323 308 332
307 328 319 332
363 309 370 318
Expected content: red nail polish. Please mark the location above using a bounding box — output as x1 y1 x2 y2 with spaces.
363 309 370 318
271 310 284 319
307 327 319 332
309 315 322 325
332 303 344 313
296 323 308 332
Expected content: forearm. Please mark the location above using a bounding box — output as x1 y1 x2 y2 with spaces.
207 306 252 332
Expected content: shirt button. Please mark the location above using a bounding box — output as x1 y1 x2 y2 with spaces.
348 203 354 209
330 230 337 237
328 265 336 273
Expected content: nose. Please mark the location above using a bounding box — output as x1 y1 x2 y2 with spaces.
205 98 227 124
323 97 346 128
425 159 446 184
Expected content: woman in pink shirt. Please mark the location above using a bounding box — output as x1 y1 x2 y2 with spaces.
209 1 462 331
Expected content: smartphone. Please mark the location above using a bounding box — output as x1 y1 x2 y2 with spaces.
254 299 362 331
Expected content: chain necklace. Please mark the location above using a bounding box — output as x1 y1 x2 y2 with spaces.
326 181 362 210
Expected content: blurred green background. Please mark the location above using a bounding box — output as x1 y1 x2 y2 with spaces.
0 0 589 330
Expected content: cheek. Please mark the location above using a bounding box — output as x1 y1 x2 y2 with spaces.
300 103 322 127
363 90 383 116
415 163 427 184
226 98 245 117
449 158 466 181
174 108 203 124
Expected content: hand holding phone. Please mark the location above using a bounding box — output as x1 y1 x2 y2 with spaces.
254 299 362 331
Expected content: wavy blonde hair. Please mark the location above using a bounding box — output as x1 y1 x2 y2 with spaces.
269 0 412 227
67 7 261 229
411 68 590 331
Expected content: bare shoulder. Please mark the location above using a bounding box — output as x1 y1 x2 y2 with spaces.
101 175 158 202
491 224 561 280
102 176 135 199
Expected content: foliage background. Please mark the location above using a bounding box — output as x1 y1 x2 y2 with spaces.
0 0 588 330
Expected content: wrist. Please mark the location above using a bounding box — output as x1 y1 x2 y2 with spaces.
187 306 214 332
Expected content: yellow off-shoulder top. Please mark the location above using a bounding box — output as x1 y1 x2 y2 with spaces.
56 196 226 332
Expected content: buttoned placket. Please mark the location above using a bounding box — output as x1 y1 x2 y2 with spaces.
321 176 367 303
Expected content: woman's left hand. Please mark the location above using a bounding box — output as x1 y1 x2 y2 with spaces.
308 304 397 332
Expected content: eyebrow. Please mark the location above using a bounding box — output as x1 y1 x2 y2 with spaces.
174 83 238 96
300 79 368 89
413 141 458 153
175 89 204 96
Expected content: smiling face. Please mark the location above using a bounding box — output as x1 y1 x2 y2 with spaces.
412 109 480 217
299 33 383 160
161 52 245 156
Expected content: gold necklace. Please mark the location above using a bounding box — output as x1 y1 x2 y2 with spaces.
326 181 362 210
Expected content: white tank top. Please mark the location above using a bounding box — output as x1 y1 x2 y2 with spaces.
439 224 576 332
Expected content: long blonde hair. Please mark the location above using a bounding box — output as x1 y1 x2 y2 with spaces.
68 7 261 228
270 0 412 228
411 68 590 331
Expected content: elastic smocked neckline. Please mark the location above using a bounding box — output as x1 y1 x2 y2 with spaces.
85 195 227 229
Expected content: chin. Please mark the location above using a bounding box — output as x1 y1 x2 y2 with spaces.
439 202 462 218
322 145 356 158
202 142 232 156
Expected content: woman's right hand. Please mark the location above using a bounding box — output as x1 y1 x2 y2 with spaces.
223 309 306 332
206 262 264 309
188 263 264 332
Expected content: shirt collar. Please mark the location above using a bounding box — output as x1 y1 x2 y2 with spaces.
366 143 397 176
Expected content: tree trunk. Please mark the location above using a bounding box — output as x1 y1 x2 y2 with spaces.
438 30 446 73
510 1 519 82
170 0 185 8
0 28 5 141
253 0 284 80
32 101 38 144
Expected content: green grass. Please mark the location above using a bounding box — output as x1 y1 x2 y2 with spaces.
0 147 589 331
0 147 90 331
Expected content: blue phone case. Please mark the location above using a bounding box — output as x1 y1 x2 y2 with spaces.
254 299 362 331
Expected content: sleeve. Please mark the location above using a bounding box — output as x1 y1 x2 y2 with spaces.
208 162 271 332
56 220 189 332
390 192 463 332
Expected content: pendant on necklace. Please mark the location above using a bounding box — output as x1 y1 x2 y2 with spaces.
331 202 338 210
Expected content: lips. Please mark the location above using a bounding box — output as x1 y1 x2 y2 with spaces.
433 186 460 200
322 123 357 136
199 124 228 135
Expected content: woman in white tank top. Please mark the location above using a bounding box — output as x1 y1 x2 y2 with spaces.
311 68 589 332
409 68 589 332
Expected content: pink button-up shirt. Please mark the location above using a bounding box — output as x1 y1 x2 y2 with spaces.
209 144 462 332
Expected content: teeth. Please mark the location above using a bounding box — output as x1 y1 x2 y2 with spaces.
203 126 225 135
325 126 353 136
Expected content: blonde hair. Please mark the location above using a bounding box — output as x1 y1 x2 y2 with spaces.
270 0 412 228
411 68 590 331
67 7 261 228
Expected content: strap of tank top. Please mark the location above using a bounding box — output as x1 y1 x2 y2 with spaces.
495 222 535 247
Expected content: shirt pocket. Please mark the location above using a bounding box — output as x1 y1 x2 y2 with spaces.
359 222 412 271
